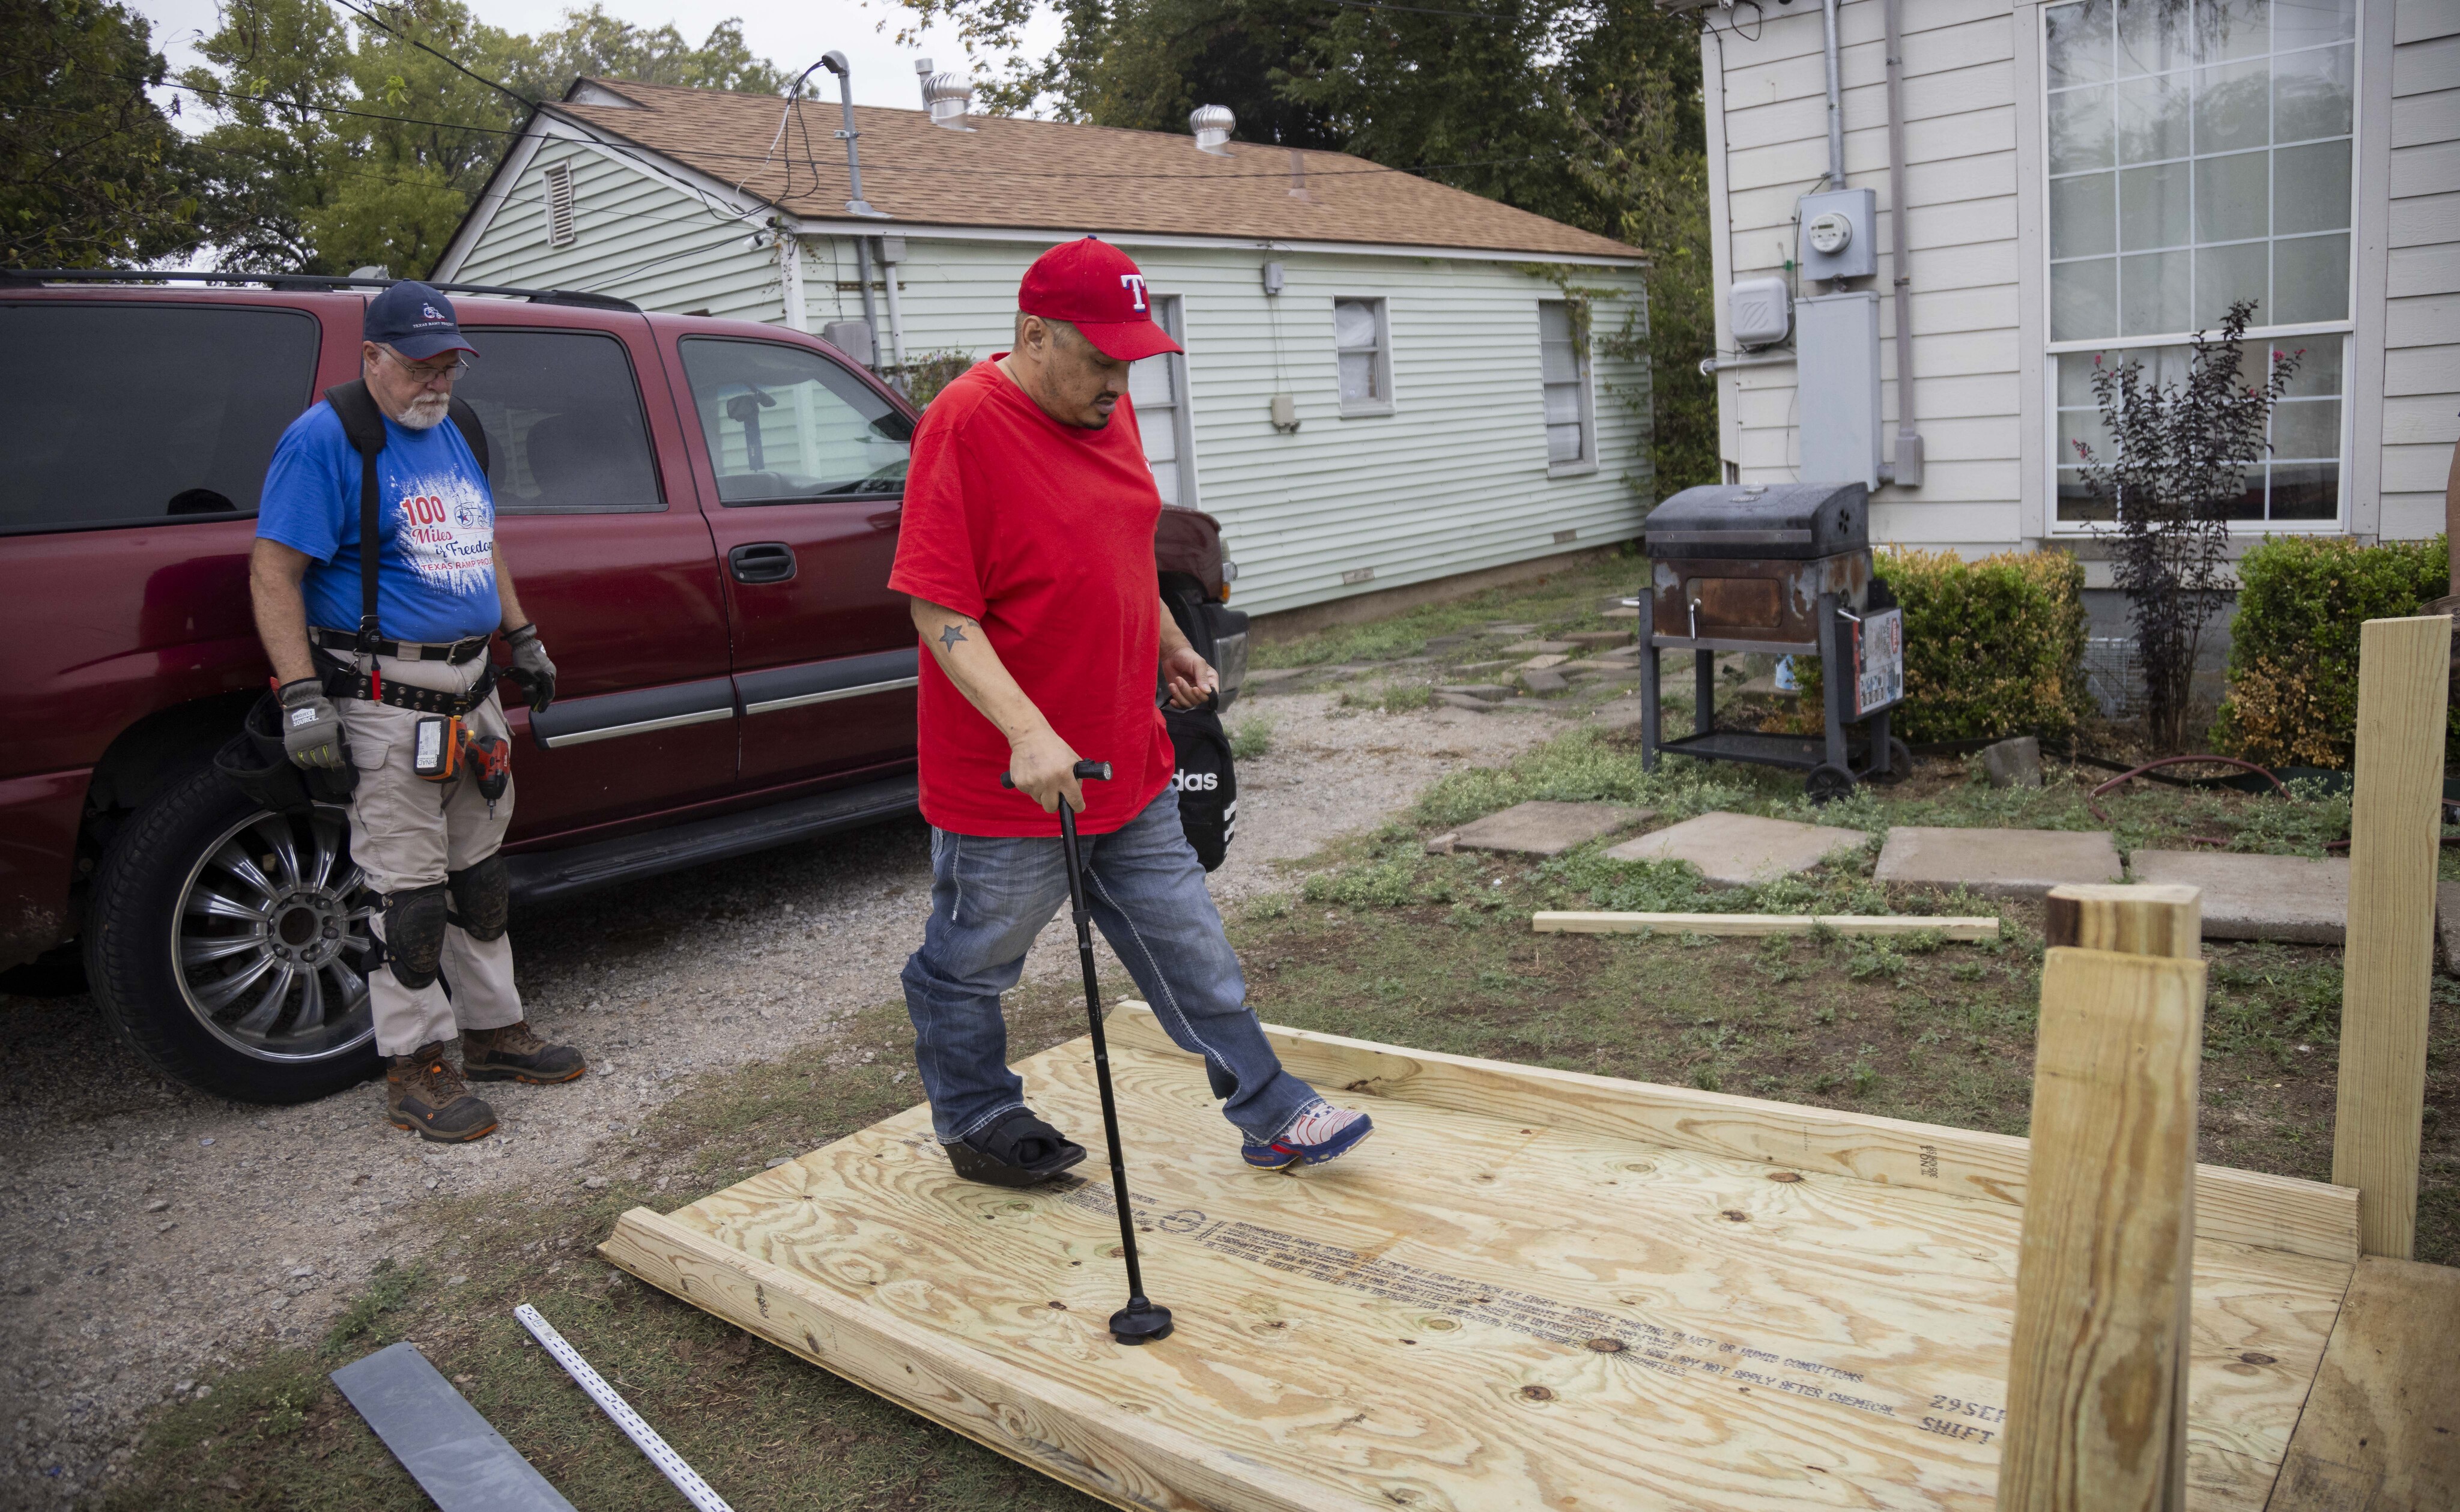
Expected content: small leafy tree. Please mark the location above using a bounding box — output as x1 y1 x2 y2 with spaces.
2070 300 2297 751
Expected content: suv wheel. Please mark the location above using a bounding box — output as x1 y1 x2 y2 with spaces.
85 761 381 1102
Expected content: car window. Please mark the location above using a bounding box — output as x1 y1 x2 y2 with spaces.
0 301 319 535
455 328 663 514
678 337 912 505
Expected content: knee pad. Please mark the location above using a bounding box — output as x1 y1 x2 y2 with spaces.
447 854 510 942
383 881 450 990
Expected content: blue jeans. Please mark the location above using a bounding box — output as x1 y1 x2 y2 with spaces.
900 788 1321 1147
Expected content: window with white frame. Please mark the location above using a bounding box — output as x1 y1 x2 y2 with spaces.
1129 294 1198 507
1333 298 1392 415
543 161 577 249
1539 300 1596 471
2043 0 2354 527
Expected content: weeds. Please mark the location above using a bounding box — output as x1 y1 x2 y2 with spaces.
1228 715 1275 761
321 1257 422 1354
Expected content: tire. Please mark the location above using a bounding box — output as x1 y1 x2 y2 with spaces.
1805 763 1856 805
1866 736 1915 786
84 760 381 1103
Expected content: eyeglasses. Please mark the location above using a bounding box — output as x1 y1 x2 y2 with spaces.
378 347 471 383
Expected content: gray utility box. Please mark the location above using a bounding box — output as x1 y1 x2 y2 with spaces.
1796 292 1882 490
1797 186 1877 282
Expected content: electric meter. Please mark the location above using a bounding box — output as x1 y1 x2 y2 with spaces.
1807 212 1853 256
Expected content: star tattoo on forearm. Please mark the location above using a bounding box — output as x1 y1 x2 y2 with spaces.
938 622 969 651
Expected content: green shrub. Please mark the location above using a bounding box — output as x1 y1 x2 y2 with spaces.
1795 549 2092 742
2214 534 2452 769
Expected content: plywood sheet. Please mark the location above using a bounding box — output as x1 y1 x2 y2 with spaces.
2266 1256 2460 1510
604 1014 2354 1512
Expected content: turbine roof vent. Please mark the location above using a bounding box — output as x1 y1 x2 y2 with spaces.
1189 104 1235 156
924 71 975 131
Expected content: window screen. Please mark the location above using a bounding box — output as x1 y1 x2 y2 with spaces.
1129 294 1195 506
1334 298 1390 413
679 337 913 504
0 301 320 534
455 329 664 514
1538 300 1594 468
2043 0 2354 526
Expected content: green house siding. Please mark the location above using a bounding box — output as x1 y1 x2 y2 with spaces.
449 141 1652 617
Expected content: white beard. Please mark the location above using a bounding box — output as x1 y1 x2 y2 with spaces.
398 392 451 431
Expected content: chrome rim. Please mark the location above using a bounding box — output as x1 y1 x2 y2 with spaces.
171 808 377 1063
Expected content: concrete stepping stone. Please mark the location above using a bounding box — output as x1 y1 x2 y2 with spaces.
1503 640 1576 655
1518 654 1571 671
1244 668 1307 685
1433 692 1495 712
1563 631 1634 647
1601 606 1640 621
1875 826 2121 900
1435 683 1508 702
1451 800 1653 858
1520 668 1571 694
2128 849 2348 943
1603 812 1868 886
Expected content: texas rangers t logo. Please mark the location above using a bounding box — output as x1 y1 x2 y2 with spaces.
1119 273 1148 311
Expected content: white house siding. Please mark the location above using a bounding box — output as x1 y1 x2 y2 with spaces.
450 132 786 324
1703 0 2029 554
797 236 1652 617
2380 0 2460 540
447 144 1652 619
1701 0 2452 557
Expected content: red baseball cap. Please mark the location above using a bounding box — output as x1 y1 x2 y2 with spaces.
1018 237 1181 362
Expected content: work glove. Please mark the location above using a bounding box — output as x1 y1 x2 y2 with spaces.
503 622 558 714
276 677 347 770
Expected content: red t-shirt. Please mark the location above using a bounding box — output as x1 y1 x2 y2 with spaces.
887 358 1174 837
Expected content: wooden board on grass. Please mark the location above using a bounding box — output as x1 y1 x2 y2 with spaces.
603 1009 2358 1512
1533 911 2002 942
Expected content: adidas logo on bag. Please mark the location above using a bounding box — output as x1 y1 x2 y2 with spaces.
1171 769 1220 792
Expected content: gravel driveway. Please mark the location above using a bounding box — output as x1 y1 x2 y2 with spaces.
0 686 1569 1507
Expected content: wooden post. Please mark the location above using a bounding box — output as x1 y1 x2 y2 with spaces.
2000 887 2205 1512
2332 614 2454 1261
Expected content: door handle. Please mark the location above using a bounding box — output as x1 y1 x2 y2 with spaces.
729 542 798 584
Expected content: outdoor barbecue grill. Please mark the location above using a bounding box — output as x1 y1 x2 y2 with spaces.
1635 482 1907 801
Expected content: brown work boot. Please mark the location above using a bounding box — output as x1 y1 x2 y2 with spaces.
386 1042 498 1143
461 1020 587 1084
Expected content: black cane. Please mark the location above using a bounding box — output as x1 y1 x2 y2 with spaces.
1002 761 1174 1345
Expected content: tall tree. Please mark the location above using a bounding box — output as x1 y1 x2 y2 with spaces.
181 0 795 277
2 0 203 267
897 0 1716 492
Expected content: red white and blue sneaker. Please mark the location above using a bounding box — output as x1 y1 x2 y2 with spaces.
1242 1104 1374 1169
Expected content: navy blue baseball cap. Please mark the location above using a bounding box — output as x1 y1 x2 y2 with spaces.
364 280 477 360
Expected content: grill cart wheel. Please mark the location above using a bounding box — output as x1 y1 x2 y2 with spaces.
1805 764 1856 805
1868 737 1914 786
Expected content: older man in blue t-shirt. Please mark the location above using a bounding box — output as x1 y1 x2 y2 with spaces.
251 282 583 1143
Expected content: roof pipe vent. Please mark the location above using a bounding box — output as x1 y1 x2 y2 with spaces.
923 70 975 132
1189 104 1235 156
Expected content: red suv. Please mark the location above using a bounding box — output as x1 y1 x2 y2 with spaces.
0 273 1246 1104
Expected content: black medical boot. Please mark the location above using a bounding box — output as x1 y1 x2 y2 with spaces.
386 1042 498 1143
947 1108 1087 1187
461 1020 587 1084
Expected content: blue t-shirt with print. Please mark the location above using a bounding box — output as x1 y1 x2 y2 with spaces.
255 402 499 645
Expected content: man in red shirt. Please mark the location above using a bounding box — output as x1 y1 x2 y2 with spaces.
890 237 1371 1183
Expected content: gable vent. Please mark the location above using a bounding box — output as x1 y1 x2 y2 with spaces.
543 162 577 247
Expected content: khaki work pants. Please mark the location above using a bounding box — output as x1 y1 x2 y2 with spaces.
335 647 524 1056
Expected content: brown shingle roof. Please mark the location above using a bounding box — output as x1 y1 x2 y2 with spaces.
550 78 1641 261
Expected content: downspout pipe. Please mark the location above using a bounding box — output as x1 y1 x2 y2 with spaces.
876 237 909 392
1882 0 1924 486
1821 0 1846 189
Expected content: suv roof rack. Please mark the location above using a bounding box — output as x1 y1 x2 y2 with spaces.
1 268 640 313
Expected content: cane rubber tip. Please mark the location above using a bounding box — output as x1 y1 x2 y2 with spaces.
1109 1299 1174 1345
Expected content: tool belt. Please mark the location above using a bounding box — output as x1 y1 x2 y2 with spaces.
314 648 501 717
308 626 492 665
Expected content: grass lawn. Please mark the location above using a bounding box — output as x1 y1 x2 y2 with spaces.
103 564 2459 1510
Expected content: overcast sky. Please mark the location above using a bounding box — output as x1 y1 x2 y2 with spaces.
130 0 1060 116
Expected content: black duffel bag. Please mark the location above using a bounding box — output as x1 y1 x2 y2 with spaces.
1163 693 1237 872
